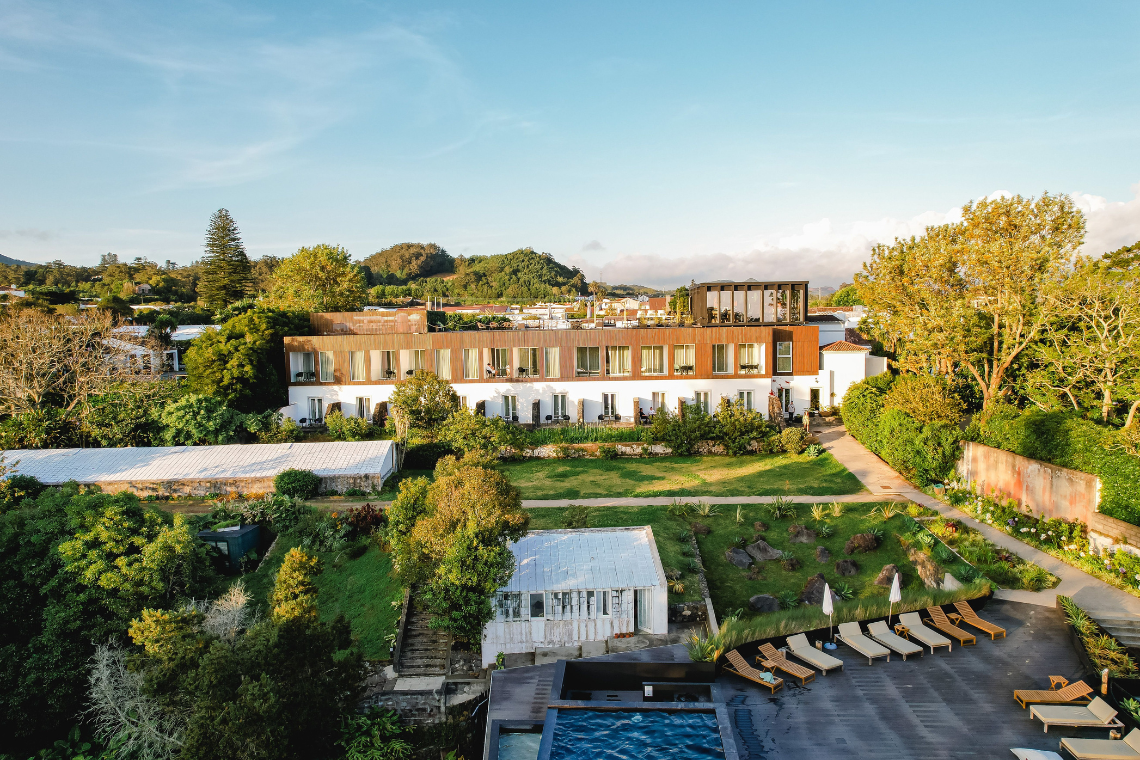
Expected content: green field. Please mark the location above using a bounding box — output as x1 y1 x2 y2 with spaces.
501 453 865 500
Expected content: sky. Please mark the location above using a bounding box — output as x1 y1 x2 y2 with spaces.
1 1 1139 287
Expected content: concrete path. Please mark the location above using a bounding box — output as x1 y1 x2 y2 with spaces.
518 493 890 508
816 425 1140 618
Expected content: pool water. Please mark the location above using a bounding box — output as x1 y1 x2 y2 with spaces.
548 710 724 759
498 731 542 760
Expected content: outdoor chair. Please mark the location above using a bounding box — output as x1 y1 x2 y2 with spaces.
836 622 891 665
723 650 784 693
1030 697 1124 733
756 643 815 685
1015 680 1095 709
867 620 923 660
897 612 953 653
925 606 977 646
951 601 1007 639
785 633 844 674
1060 728 1140 760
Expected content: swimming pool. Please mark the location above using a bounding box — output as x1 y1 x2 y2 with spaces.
547 709 725 759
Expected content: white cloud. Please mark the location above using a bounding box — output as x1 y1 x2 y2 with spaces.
1074 182 1140 257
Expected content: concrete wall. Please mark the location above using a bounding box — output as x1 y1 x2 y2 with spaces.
87 473 385 497
957 441 1100 525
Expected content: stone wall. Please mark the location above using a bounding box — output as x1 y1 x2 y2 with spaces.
90 473 385 498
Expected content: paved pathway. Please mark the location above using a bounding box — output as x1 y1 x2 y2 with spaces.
817 425 1140 618
518 493 889 508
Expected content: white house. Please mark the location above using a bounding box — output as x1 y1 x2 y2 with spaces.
481 527 669 667
818 340 888 408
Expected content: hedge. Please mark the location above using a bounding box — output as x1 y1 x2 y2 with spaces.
274 468 321 500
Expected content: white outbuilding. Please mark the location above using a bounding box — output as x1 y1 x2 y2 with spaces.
481 526 669 668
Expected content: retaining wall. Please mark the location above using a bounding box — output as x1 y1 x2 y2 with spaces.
91 473 385 497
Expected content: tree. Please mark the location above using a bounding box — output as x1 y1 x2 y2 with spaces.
388 372 458 441
360 243 453 282
197 209 252 309
829 284 862 306
857 193 1085 408
159 394 243 445
714 397 773 455
439 408 523 454
84 381 185 447
270 548 322 623
588 281 608 301
266 244 367 312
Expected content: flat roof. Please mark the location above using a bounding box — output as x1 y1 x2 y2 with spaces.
502 526 663 593
4 440 396 485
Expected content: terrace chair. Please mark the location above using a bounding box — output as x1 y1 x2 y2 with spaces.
837 622 891 665
1014 679 1094 710
925 606 977 646
756 643 815 685
951 601 1007 639
723 650 784 694
1060 728 1140 760
1031 697 1124 734
898 612 953 653
785 633 844 674
867 620 923 660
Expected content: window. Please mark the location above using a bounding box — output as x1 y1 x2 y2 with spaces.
552 393 569 419
738 390 754 410
518 347 539 377
434 349 451 380
586 590 596 618
503 395 518 420
706 290 719 323
355 397 371 418
576 346 600 376
777 288 789 321
810 387 821 411
459 395 467 409
463 348 480 380
776 341 792 373
529 593 545 618
319 352 334 382
733 291 746 323
601 589 610 616
370 350 396 380
651 392 667 413
544 347 560 378
790 285 803 322
307 397 323 420
605 345 630 376
412 349 426 372
602 393 617 418
764 289 777 322
674 344 695 374
350 351 365 381
712 344 730 374
547 591 574 620
492 347 510 377
747 290 762 323
738 343 760 374
694 391 711 415
635 588 650 633
290 352 316 382
641 345 665 375
497 592 523 622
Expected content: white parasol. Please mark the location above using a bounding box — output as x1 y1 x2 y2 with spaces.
822 582 834 641
888 572 902 626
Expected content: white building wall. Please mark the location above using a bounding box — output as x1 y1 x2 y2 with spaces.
819 351 871 408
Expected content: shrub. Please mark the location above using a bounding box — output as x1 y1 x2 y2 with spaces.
563 505 591 528
780 427 807 454
160 394 243 446
803 443 824 458
882 374 964 425
402 441 458 470
439 408 523 454
275 468 321 499
0 474 46 511
714 397 774 455
244 410 302 443
326 410 372 442
650 404 714 456
346 503 386 535
596 444 618 460
766 497 797 520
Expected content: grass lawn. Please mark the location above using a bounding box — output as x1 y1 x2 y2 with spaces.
235 535 403 661
501 453 865 500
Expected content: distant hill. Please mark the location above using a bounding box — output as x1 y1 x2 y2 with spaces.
0 253 35 267
452 248 583 299
605 283 666 297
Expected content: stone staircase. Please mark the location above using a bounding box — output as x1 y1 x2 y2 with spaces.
1090 614 1140 655
396 604 451 676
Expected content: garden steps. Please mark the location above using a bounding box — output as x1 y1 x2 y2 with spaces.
1088 615 1140 652
397 604 452 676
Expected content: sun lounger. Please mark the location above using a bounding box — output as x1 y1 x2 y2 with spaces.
925 606 977 646
952 600 1007 639
867 620 923 660
1014 680 1094 709
785 633 844 674
1031 697 1124 733
837 622 891 665
1060 728 1140 760
724 649 784 693
898 612 953 653
756 642 816 685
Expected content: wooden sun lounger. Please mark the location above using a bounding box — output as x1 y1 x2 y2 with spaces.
1014 679 1094 709
867 620 922 660
837 622 891 665
898 612 953 653
724 649 784 693
1031 697 1123 733
757 642 816 685
785 634 844 674
925 606 977 646
951 601 1007 640
1060 728 1140 760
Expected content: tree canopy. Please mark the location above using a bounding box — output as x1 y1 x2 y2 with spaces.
266 244 368 312
197 209 252 309
360 243 453 282
388 371 459 441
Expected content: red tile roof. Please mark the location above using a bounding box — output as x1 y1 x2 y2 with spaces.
820 340 870 352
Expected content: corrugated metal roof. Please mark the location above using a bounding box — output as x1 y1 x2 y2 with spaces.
4 440 395 484
501 527 662 593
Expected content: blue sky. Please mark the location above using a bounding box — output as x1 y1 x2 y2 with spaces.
2 1 1139 286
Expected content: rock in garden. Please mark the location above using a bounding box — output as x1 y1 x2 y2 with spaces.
942 573 963 590
800 573 836 606
873 564 900 586
907 549 943 589
844 533 879 555
746 539 783 562
668 601 708 623
782 557 802 571
815 546 831 563
725 547 753 569
749 594 780 613
692 522 711 535
751 533 765 544
747 567 764 581
753 521 769 532
788 524 817 544
835 559 858 576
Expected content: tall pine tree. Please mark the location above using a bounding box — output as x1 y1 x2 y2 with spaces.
198 208 252 309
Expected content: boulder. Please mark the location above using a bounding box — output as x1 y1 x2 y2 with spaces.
942 573 963 591
835 559 859 576
746 539 783 563
815 546 831 563
907 549 943 588
800 573 836 606
749 594 780 613
782 556 802 571
692 522 711 535
874 564 901 587
725 547 753 569
844 533 879 555
753 521 770 532
788 524 817 544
